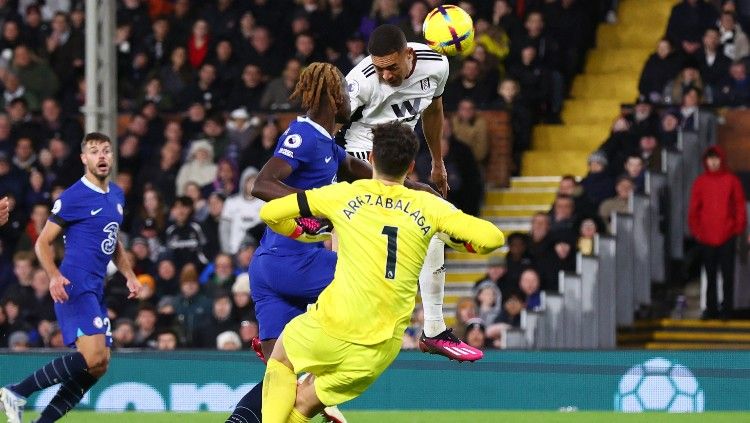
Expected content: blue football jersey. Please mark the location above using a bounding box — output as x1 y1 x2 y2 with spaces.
49 177 125 280
258 116 347 254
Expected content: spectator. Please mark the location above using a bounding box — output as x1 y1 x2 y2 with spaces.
718 11 750 60
201 192 225 260
216 330 242 350
11 44 58 111
38 97 83 151
112 318 136 349
580 151 615 209
231 273 255 323
474 281 503 325
240 118 279 171
143 16 174 67
451 98 489 165
544 0 587 82
201 253 237 297
659 110 681 150
505 232 534 284
599 175 635 233
536 232 577 292
292 32 323 67
181 62 224 111
238 319 259 349
134 304 159 348
334 32 367 75
260 57 302 111
195 292 238 348
639 38 682 103
664 61 712 105
628 95 660 138
678 86 703 132
44 11 84 91
173 263 212 346
201 114 230 161
489 79 532 172
11 136 35 173
698 28 732 91
184 181 209 222
187 19 211 69
130 188 168 239
226 108 256 160
417 118 483 216
623 154 646 192
518 268 542 311
666 0 719 55
211 38 241 90
491 0 524 42
638 132 663 173
463 319 491 350
398 1 428 43
3 250 35 304
495 289 526 327
16 201 47 253
130 237 155 276
175 139 217 196
444 58 492 110
549 194 577 237
359 0 402 39
156 329 179 351
220 167 265 254
528 211 552 259
716 61 750 107
165 196 209 270
8 330 29 351
557 174 597 220
469 43 503 102
577 218 599 256
158 46 194 103
242 26 285 78
688 146 746 319
155 254 179 299
453 297 478 339
228 65 266 112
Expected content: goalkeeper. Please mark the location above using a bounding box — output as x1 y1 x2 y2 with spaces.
226 63 434 423
259 122 504 422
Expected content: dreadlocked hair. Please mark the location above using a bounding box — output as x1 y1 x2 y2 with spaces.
290 62 345 115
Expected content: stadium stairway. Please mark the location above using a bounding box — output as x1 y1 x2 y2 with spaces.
440 0 678 327
617 319 750 350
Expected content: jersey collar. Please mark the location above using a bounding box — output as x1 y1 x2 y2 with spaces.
81 176 110 194
297 116 332 140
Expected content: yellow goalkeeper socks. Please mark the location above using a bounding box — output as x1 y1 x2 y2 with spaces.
261 358 297 423
289 408 311 422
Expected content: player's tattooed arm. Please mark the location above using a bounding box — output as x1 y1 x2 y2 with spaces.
252 157 304 201
421 96 449 197
112 240 141 299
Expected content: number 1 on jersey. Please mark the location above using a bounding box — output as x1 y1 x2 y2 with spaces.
381 226 398 279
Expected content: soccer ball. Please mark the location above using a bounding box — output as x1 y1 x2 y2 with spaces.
614 357 704 412
422 5 474 56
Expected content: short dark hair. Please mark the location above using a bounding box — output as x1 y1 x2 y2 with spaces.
80 132 112 152
371 122 419 178
173 195 194 209
368 24 407 56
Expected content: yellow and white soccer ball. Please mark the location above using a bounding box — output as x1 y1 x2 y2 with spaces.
422 5 475 56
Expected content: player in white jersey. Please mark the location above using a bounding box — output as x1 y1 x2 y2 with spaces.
336 24 483 362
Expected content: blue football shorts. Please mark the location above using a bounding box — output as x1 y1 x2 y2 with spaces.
55 264 113 348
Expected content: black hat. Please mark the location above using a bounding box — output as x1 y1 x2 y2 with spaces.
635 94 652 105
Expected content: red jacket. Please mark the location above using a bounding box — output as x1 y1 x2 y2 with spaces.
688 146 747 246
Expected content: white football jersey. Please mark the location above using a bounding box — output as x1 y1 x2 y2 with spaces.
340 42 449 153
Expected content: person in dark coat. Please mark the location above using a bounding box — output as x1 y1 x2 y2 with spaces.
536 231 577 292
580 151 616 209
698 28 732 92
638 38 682 102
688 146 746 319
666 0 719 55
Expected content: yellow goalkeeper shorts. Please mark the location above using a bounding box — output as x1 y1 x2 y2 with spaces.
282 310 402 406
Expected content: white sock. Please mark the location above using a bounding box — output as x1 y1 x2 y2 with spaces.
420 235 447 337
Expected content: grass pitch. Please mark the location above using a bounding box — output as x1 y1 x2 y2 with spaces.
18 411 750 422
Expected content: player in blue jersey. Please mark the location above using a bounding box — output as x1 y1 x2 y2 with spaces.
1 133 142 423
226 63 434 423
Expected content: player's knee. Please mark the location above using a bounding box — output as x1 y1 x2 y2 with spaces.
82 348 109 371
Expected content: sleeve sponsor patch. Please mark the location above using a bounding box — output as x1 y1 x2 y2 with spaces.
279 148 294 158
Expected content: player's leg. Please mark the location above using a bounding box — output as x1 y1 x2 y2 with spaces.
418 235 483 362
419 235 448 337
1 290 103 423
261 334 298 423
36 295 111 422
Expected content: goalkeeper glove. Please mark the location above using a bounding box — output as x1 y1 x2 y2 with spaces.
289 217 333 242
437 232 477 253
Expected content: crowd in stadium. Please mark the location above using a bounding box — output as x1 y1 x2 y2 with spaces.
0 0 745 351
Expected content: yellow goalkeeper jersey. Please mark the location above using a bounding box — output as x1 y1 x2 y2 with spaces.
260 179 505 345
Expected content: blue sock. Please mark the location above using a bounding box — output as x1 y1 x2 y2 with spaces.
10 352 88 398
226 381 262 423
36 371 98 423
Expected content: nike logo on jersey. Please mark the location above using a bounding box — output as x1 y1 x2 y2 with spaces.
90 208 103 215
325 156 333 163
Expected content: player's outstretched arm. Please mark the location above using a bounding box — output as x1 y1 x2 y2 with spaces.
260 192 332 243
112 240 141 299
251 157 303 202
438 211 505 255
35 220 70 303
422 96 449 196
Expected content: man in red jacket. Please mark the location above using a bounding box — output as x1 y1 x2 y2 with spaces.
688 146 747 319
